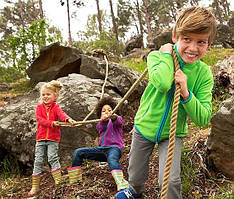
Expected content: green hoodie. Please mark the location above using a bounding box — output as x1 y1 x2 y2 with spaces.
134 47 214 143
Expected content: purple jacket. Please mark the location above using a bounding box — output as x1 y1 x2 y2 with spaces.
96 115 124 151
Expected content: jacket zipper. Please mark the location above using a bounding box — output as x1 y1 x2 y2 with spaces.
101 121 109 147
155 84 175 142
155 57 184 143
46 110 49 139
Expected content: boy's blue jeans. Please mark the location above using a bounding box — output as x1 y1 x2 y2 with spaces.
72 146 122 171
33 140 60 175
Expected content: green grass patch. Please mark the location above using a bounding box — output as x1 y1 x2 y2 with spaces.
207 179 234 199
181 145 201 196
0 154 21 179
202 48 234 74
0 78 33 103
120 58 147 76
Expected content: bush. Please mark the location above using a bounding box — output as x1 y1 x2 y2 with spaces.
0 66 26 83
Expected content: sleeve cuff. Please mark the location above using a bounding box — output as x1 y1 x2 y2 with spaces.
180 90 192 104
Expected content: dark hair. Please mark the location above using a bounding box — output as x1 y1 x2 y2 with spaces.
95 96 117 118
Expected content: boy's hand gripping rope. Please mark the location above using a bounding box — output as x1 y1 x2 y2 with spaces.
160 48 181 199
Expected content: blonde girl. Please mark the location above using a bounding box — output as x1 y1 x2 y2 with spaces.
28 80 75 197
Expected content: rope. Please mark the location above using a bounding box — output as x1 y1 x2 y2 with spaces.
77 55 109 124
160 48 181 199
58 63 148 127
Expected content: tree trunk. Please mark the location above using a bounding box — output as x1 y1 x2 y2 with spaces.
66 0 73 46
18 0 25 28
38 0 44 19
222 0 230 19
135 0 143 36
95 0 102 34
109 0 118 40
214 0 223 24
142 0 153 45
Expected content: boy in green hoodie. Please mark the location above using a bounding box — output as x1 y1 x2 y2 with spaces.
116 6 216 199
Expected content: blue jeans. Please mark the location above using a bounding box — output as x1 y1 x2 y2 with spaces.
72 146 122 171
33 141 60 175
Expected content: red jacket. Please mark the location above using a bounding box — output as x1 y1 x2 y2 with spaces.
36 102 69 142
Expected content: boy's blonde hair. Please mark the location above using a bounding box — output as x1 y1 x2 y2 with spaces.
40 80 63 98
173 6 217 44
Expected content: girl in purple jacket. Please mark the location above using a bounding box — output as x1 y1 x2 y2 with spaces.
67 97 129 191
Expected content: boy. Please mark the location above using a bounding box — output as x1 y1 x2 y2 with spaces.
115 6 216 199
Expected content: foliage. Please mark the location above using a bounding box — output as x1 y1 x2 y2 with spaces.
208 179 234 199
181 145 200 196
209 0 233 23
0 79 33 105
1 19 63 74
116 0 133 39
0 154 21 179
120 57 147 75
0 65 25 83
202 48 234 71
0 0 41 40
75 31 125 56
78 11 111 40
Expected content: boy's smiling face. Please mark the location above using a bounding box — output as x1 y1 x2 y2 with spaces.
172 32 210 64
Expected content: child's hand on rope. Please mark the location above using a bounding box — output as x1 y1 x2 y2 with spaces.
52 121 60 127
110 113 117 120
159 43 173 54
67 118 76 126
174 69 190 101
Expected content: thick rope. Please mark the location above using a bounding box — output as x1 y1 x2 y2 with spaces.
160 48 181 199
58 65 148 127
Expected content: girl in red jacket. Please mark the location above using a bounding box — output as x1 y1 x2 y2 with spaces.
28 80 75 197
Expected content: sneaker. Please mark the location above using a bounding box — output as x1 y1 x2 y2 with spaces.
115 187 141 199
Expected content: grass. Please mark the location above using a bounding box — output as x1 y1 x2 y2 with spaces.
0 155 23 198
181 144 201 196
0 78 33 104
120 57 147 75
207 179 234 199
202 48 234 72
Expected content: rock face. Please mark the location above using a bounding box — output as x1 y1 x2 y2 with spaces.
213 56 234 97
152 30 172 50
26 43 84 84
0 44 147 167
213 24 234 48
125 35 144 55
207 98 234 180
26 43 146 102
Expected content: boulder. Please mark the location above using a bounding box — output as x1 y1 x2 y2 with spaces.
26 42 84 84
125 35 144 55
213 56 234 96
207 97 234 180
213 24 234 48
152 30 172 50
26 43 146 102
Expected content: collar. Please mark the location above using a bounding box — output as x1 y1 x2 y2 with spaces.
43 101 56 109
